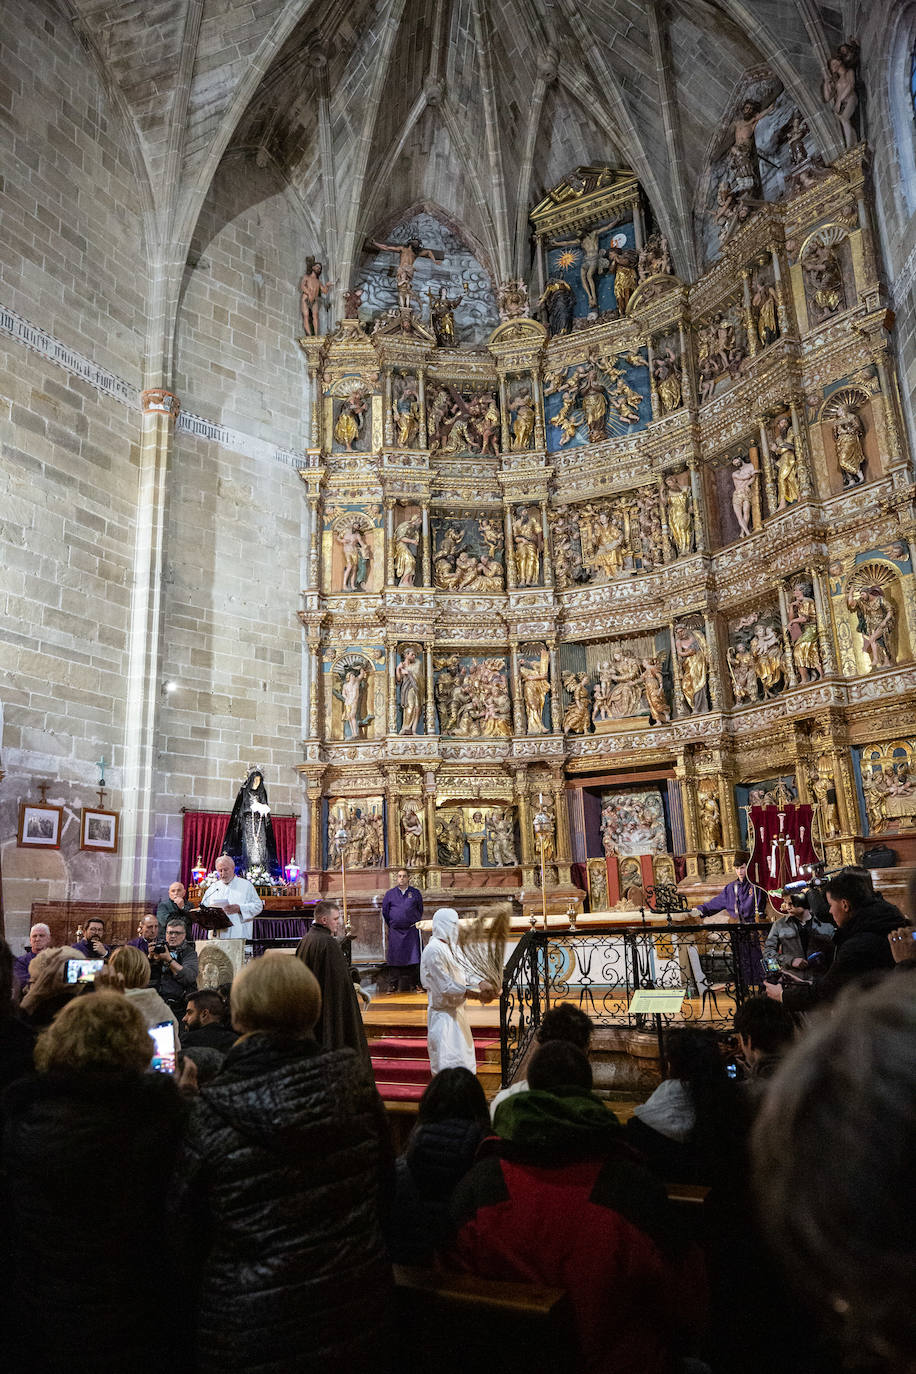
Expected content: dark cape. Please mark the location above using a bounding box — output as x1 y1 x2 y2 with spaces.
222 768 280 877
296 923 372 1075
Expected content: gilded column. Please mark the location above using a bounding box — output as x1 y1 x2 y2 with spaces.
770 247 791 335
532 371 546 450
871 344 906 471
424 770 440 887
688 462 708 553
703 613 722 711
741 269 758 357
498 373 511 453
387 645 398 734
514 769 534 867
509 641 524 736
646 335 658 418
757 415 777 517
669 622 684 718
677 320 691 409
424 641 436 734
421 503 432 587
718 769 739 851
387 500 398 586
504 504 518 587
417 368 427 447
789 399 814 499
307 496 321 589
657 473 672 562
548 643 561 734
307 784 323 881
776 581 800 688
309 367 321 450
810 566 838 675
383 371 394 446
540 499 552 587
308 638 322 738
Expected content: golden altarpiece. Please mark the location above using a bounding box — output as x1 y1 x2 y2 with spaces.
296 151 916 952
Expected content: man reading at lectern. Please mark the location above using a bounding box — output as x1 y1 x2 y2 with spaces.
200 854 263 939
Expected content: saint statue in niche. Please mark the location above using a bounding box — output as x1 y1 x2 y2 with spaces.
396 646 423 735
222 768 280 878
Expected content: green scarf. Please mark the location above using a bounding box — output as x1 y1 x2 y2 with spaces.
493 1087 621 1157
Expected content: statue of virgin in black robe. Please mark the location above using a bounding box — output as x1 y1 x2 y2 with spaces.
222 769 281 878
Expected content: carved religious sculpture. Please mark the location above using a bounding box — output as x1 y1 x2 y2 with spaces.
509 386 536 450
787 583 822 682
675 623 710 714
698 789 722 851
335 516 373 590
846 568 898 670
751 270 779 348
393 513 421 586
750 621 785 698
771 415 800 509
396 646 423 735
731 454 759 537
429 284 462 346
368 236 441 309
512 506 543 586
486 809 518 866
653 348 682 413
550 221 619 312
299 258 332 335
333 387 369 451
640 656 670 723
821 39 860 150
665 472 693 557
562 672 591 734
392 379 420 447
519 647 552 735
400 800 426 867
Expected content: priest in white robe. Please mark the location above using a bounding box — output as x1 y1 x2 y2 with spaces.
420 907 495 1073
200 854 264 939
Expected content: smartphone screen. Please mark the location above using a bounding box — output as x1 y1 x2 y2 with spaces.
149 1021 177 1074
725 1062 738 1080
65 958 104 984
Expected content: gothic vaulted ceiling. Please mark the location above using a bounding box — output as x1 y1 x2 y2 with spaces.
64 0 855 286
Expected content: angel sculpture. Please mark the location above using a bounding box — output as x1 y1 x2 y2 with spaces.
562 673 592 735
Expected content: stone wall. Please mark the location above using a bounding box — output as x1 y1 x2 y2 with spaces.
0 0 146 943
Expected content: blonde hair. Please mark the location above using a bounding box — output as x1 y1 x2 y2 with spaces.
231 955 321 1037
108 944 151 989
19 947 83 1014
35 992 152 1073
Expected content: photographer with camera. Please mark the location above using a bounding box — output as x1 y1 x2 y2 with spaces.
148 918 198 1017
763 889 835 985
765 868 904 1012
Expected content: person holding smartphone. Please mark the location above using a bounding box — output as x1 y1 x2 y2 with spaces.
763 889 835 983
148 919 198 1017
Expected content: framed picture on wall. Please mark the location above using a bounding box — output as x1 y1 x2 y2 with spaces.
80 808 119 852
18 803 63 848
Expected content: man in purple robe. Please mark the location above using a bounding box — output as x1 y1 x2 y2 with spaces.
381 869 423 993
73 917 109 959
696 857 769 990
697 860 767 924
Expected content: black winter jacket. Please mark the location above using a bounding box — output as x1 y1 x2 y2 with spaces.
386 1116 487 1263
177 1033 393 1374
0 1069 187 1374
783 894 903 1011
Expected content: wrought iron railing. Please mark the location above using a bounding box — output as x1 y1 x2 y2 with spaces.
499 921 769 1085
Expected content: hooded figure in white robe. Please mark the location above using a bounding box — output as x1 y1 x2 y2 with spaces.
421 907 480 1074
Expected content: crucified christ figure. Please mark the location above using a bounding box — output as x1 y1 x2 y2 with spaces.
367 237 442 308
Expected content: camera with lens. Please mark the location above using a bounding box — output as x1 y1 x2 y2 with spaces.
151 941 168 956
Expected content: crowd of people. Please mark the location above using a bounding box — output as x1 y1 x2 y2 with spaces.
0 862 913 1374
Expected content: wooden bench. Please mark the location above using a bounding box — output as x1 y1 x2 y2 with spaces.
393 1265 572 1373
30 901 155 950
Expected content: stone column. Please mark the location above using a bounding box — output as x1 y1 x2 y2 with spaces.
810 567 838 675
703 613 722 711
498 373 511 453
776 581 800 688
509 641 524 736
632 197 645 251
504 504 518 587
540 500 552 587
741 269 758 357
385 500 395 586
548 644 561 734
871 345 906 471
757 415 778 517
425 641 436 735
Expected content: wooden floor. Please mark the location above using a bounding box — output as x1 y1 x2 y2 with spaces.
363 989 501 1031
